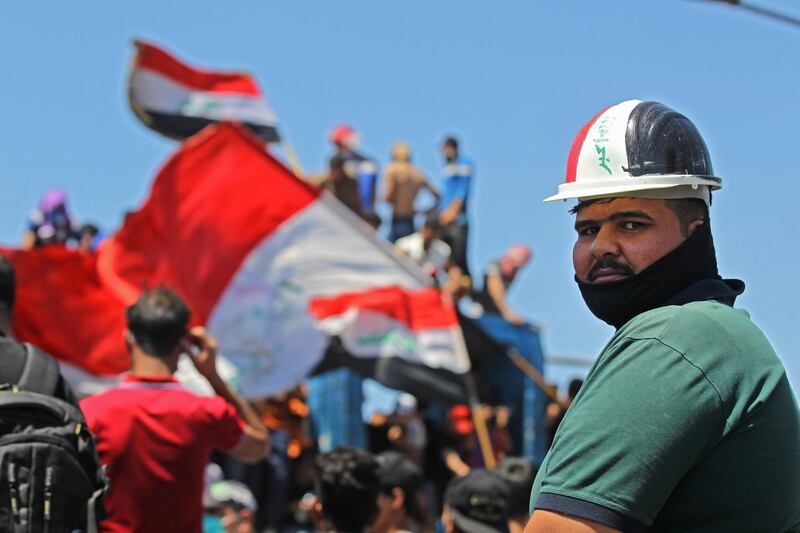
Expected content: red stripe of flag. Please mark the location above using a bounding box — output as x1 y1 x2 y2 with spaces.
564 106 609 183
308 286 458 332
134 40 261 96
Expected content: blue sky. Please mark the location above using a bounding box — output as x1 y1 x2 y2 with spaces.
1 1 798 392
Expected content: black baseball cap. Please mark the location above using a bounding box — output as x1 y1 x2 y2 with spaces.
495 457 538 517
444 470 511 533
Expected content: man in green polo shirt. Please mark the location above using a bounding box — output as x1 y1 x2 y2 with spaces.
525 100 800 532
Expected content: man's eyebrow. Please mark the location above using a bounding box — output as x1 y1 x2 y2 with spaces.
608 210 655 222
574 210 655 230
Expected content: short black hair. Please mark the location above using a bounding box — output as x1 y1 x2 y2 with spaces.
568 378 584 400
665 198 708 236
316 447 381 532
423 213 441 230
0 256 15 311
126 287 190 358
443 136 459 150
80 223 100 238
378 451 424 522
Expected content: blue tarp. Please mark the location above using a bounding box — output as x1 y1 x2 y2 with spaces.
307 368 368 452
473 314 549 464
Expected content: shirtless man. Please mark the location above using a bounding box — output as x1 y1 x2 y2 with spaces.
384 142 440 242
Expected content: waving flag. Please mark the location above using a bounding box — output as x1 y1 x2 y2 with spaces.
310 286 468 371
128 40 281 142
4 123 469 400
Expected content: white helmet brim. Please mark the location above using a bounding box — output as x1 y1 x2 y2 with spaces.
544 175 722 204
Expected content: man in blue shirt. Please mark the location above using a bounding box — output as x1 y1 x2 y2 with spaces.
437 136 474 277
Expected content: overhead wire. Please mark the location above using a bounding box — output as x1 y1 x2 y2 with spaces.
691 0 800 28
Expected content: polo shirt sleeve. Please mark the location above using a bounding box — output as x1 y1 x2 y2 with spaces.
533 336 725 528
199 396 246 451
450 175 470 201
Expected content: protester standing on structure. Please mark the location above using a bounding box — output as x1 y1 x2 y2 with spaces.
22 188 81 248
395 214 460 291
437 136 474 277
78 222 102 252
475 244 532 325
384 141 440 242
330 124 379 216
315 154 364 217
526 100 800 532
81 287 269 533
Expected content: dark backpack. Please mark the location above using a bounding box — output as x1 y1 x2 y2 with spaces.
0 343 107 533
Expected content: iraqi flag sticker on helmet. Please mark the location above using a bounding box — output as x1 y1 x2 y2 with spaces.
545 100 722 205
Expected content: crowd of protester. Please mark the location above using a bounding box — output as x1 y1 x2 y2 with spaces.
1 126 575 533
0 253 551 532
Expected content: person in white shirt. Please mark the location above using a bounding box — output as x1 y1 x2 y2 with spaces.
395 216 461 294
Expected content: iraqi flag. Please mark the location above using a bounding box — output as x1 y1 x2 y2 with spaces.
128 40 281 143
4 123 470 400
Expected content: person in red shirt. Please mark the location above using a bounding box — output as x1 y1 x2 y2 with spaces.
81 287 270 533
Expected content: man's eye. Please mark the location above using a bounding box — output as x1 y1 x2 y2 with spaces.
577 227 598 237
622 221 644 230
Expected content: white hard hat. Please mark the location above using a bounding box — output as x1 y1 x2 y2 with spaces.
545 100 721 205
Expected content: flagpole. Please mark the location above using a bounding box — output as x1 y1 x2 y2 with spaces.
464 374 497 470
460 313 560 403
506 347 560 403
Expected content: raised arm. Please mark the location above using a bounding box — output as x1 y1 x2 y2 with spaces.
186 327 270 463
485 271 525 324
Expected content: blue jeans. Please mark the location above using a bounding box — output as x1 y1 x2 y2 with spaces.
388 215 415 243
440 221 469 276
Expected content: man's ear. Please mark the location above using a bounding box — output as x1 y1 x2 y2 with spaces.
392 487 406 510
240 508 254 524
442 505 455 533
311 499 326 531
123 329 135 351
688 218 705 236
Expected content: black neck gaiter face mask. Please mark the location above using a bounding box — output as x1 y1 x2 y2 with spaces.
575 223 720 329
